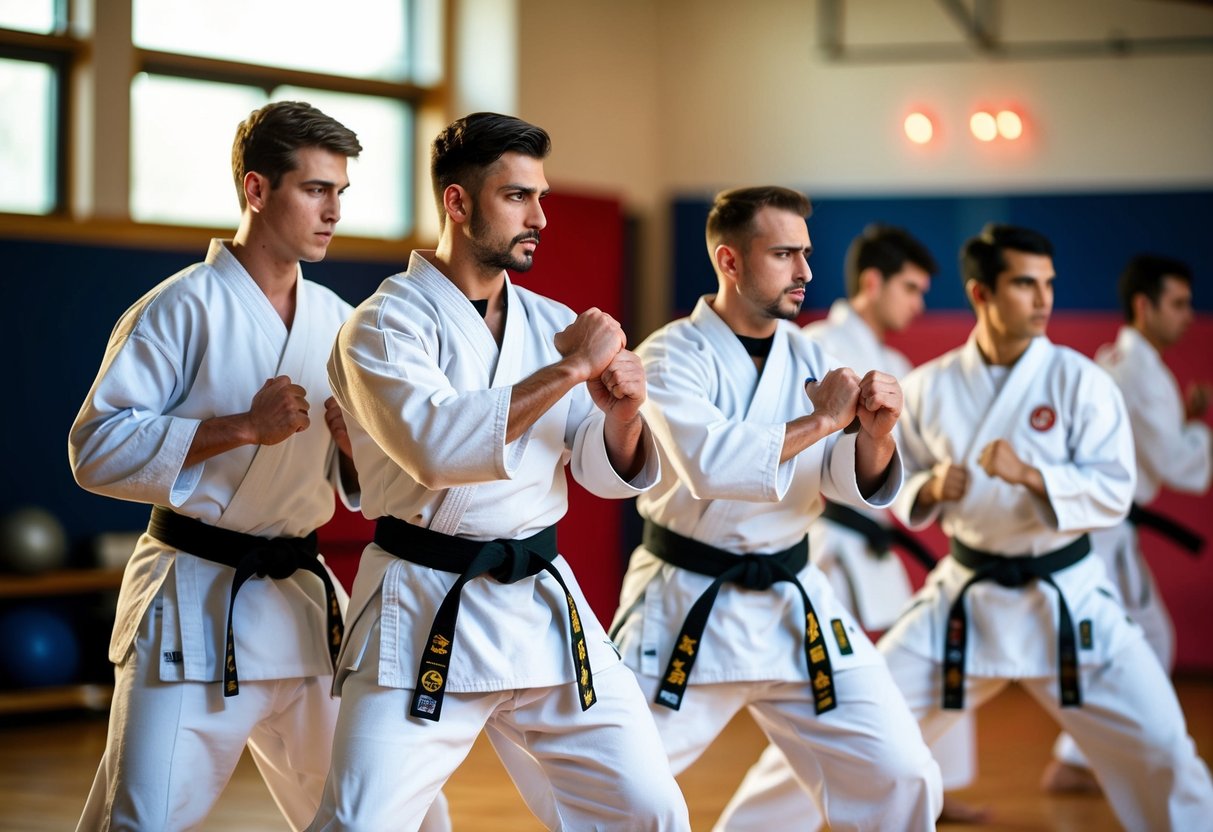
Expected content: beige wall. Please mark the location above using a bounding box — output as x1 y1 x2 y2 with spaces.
518 0 1213 335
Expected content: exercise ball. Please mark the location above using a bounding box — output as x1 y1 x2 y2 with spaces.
0 606 81 687
0 506 69 575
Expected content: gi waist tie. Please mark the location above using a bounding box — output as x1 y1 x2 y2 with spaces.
1128 503 1205 556
146 505 342 697
819 500 938 570
373 516 594 723
943 535 1089 710
642 521 835 715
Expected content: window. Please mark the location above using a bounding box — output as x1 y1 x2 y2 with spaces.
0 0 444 244
0 57 57 215
0 0 59 35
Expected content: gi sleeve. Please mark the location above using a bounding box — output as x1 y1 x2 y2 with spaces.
638 330 794 502
327 300 517 491
69 320 203 507
891 370 945 530
1123 359 1213 495
1040 367 1136 533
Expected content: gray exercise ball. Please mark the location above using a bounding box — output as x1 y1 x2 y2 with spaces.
0 506 69 575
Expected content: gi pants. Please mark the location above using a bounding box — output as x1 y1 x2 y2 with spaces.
75 596 391 832
306 621 690 832
881 629 1213 832
638 664 941 832
1054 520 1176 770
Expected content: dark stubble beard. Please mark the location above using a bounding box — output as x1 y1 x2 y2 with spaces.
470 209 540 273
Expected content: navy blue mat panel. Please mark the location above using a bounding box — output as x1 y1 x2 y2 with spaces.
672 190 1213 315
1 238 400 545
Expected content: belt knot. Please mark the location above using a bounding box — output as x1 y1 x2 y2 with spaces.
735 554 779 590
484 539 534 584
253 544 302 580
983 558 1034 588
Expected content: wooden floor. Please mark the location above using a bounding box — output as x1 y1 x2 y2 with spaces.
0 678 1209 831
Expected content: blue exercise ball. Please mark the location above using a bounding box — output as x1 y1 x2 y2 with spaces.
0 606 81 687
0 506 69 575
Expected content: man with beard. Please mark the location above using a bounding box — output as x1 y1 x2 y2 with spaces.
608 187 941 830
879 224 1213 829
307 112 690 832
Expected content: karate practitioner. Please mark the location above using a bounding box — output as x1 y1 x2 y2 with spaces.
1043 253 1212 794
68 101 400 831
307 112 689 832
610 187 941 831
879 224 1213 831
714 224 985 829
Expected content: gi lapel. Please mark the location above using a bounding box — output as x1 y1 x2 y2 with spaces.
956 334 1052 465
220 272 322 531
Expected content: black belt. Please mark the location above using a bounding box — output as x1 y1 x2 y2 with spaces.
1128 503 1205 557
944 535 1090 710
819 501 938 570
147 506 342 697
373 516 594 722
642 521 835 715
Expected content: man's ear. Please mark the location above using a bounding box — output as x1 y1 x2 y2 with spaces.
443 184 470 225
244 171 269 214
965 278 986 307
714 243 741 285
1131 292 1151 326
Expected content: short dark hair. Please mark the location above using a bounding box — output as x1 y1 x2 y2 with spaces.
705 186 811 256
961 223 1054 296
430 112 551 222
231 100 362 210
1118 254 1193 323
844 224 938 298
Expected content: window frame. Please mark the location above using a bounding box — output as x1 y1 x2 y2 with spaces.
0 0 449 260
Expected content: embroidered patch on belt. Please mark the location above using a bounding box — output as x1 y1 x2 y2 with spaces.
162 651 182 663
1079 619 1093 649
830 619 853 655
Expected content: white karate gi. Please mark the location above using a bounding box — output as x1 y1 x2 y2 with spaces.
879 331 1213 832
715 299 975 832
307 251 689 832
1053 325 1213 770
609 297 941 832
69 240 356 831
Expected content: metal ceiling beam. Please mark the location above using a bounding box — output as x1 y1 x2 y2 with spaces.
816 0 1213 63
936 0 998 53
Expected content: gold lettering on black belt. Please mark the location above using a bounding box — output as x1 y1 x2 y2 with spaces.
643 522 834 715
148 506 342 698
944 535 1089 710
371 520 594 723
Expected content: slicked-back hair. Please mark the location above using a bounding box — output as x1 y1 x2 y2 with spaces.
961 223 1054 298
231 100 361 210
705 186 811 257
844 224 938 298
430 112 551 224
1118 254 1193 323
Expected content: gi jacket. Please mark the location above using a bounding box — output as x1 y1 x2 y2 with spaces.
69 240 354 683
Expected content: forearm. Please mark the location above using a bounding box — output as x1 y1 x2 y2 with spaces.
184 413 256 467
603 414 646 481
780 413 838 463
507 360 584 444
855 431 896 498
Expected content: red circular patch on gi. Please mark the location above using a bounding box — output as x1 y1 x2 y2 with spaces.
1029 405 1056 432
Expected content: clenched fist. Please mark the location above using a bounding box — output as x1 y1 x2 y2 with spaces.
248 376 310 445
